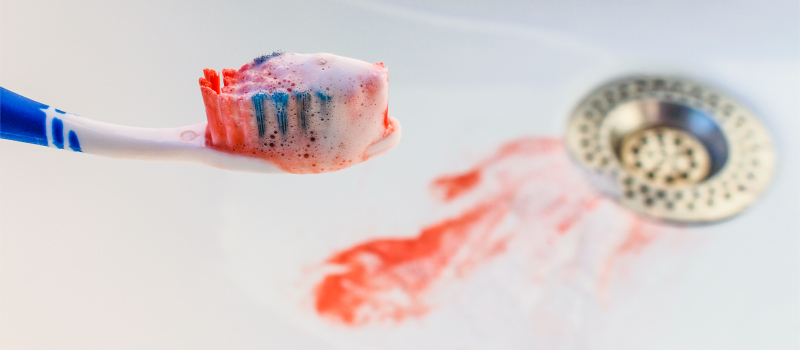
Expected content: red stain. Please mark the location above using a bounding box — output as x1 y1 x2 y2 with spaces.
555 195 602 234
453 232 513 278
597 216 664 289
313 136 672 326
314 195 512 325
432 169 482 201
431 137 561 202
617 217 657 255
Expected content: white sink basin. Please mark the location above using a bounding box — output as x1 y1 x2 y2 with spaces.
1 0 797 349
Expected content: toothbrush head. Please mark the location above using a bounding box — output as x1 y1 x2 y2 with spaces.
199 52 401 174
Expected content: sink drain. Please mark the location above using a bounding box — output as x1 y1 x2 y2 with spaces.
565 75 776 223
619 126 712 187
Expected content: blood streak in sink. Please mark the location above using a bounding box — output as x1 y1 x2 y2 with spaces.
313 137 676 326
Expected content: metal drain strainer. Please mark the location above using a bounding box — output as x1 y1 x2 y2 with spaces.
565 75 776 223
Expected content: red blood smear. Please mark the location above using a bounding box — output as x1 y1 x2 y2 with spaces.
555 195 602 234
432 169 482 201
431 137 562 202
616 217 655 255
383 108 391 131
598 216 663 288
315 196 512 325
313 137 670 326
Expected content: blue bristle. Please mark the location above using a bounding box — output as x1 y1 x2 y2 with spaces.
295 91 311 131
253 51 284 65
316 91 332 121
251 92 269 138
272 91 290 135
315 91 331 103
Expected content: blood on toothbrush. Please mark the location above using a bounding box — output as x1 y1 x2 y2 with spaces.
312 137 678 326
199 52 399 174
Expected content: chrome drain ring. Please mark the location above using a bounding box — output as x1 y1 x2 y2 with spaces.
565 75 776 224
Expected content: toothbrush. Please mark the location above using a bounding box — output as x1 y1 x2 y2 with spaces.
0 52 401 174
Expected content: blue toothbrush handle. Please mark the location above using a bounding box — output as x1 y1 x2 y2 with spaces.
0 87 292 173
0 86 212 160
0 86 57 147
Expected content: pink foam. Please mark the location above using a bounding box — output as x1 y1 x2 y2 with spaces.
199 53 398 174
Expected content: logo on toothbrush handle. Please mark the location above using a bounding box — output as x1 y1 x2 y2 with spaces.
46 107 82 152
52 117 64 149
68 130 81 152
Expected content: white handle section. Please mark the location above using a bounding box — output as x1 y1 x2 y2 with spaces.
45 107 208 161
45 108 285 173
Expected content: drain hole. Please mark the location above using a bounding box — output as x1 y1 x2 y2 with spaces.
606 100 729 184
616 125 714 188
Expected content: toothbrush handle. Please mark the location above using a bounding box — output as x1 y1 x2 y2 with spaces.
1 86 208 160
1 87 52 147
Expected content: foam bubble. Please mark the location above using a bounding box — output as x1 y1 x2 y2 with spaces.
199 53 397 174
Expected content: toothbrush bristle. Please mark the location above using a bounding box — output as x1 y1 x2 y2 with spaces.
202 69 220 94
221 69 237 87
199 72 225 148
198 53 396 174
253 51 283 65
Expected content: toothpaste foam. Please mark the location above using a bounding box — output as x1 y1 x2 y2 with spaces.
199 52 397 174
